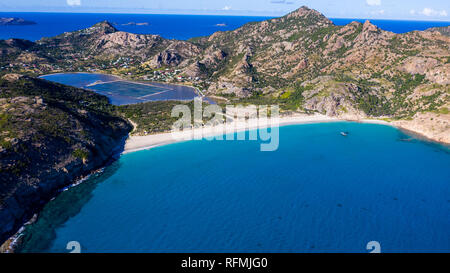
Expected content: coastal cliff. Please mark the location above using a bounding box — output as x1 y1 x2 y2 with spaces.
0 74 132 246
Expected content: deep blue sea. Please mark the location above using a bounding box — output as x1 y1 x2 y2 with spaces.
17 123 450 253
0 12 449 41
0 12 270 41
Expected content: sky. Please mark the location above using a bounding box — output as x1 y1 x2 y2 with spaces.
0 0 449 21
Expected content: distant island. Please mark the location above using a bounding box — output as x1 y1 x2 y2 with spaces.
121 22 149 26
0 17 36 26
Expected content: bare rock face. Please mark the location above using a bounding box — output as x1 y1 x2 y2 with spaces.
324 34 348 54
302 79 365 118
150 50 182 67
91 31 164 60
88 21 117 35
362 20 378 32
207 82 251 98
183 61 206 78
201 47 227 68
353 20 393 47
401 57 440 75
96 32 160 49
148 41 203 68
286 6 333 25
425 64 450 85
166 41 202 58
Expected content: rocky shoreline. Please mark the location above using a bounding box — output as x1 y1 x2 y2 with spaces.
0 75 133 249
0 136 129 253
0 163 112 253
393 113 450 145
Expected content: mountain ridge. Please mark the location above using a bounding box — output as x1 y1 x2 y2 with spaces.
0 6 448 138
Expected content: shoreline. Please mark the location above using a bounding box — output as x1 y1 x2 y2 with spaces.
39 72 198 92
0 167 107 253
39 72 214 104
123 114 395 154
123 114 449 154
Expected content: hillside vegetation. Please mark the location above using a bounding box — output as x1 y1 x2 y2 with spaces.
0 74 131 245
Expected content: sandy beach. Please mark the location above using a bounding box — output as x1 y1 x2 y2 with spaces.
123 114 392 154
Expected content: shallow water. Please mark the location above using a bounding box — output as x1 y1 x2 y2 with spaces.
17 122 450 253
40 73 211 105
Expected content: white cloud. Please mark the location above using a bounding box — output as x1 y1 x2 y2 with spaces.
366 0 381 6
222 6 232 11
67 0 81 6
370 9 385 15
420 7 448 17
421 8 434 16
409 9 416 15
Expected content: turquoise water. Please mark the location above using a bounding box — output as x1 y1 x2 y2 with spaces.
40 73 211 105
18 122 450 253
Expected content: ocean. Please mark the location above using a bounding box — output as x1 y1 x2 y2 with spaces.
17 123 450 253
0 12 449 41
0 12 271 41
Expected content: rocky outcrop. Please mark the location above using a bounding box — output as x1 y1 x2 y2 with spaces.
393 112 450 143
301 77 366 118
92 32 164 58
400 57 440 75
425 26 450 37
150 50 182 67
0 75 132 245
207 82 251 98
286 6 333 26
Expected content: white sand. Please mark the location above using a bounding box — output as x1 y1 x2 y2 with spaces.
122 114 360 154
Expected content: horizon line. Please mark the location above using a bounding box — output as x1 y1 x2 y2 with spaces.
1 10 450 23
